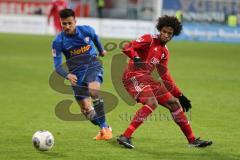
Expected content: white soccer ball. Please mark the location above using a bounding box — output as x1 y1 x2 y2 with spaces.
32 130 54 151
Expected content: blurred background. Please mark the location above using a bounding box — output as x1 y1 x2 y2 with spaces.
0 0 239 42
0 1 240 159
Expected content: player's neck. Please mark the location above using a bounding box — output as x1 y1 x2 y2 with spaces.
157 35 167 46
65 28 77 36
159 41 167 46
72 28 76 35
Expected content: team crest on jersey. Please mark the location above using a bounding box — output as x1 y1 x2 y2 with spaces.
152 34 158 39
136 37 144 42
84 37 90 43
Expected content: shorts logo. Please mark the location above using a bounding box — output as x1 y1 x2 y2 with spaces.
151 57 159 65
130 77 142 93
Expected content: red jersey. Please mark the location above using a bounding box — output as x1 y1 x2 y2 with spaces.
122 34 181 97
48 0 68 32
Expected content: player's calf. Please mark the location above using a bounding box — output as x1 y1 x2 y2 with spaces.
93 98 108 128
82 107 100 126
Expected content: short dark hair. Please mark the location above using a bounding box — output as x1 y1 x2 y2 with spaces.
156 15 182 36
59 8 75 19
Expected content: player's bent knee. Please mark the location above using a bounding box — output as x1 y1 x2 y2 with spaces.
145 97 158 107
78 98 92 113
81 107 90 114
156 92 172 105
164 97 181 111
89 91 99 99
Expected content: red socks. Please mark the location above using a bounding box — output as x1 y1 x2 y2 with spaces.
123 105 156 138
123 105 195 143
171 108 195 143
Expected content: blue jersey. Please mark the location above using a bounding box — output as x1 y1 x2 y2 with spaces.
52 25 104 78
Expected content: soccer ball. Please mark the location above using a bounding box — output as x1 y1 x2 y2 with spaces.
32 130 54 151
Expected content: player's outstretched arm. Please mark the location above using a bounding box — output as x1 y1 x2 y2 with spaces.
52 39 69 79
122 34 152 59
87 26 105 56
157 60 181 97
157 62 192 112
53 55 68 78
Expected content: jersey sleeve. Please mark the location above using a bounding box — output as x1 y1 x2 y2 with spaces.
86 26 104 54
122 34 152 59
156 51 182 97
52 39 68 78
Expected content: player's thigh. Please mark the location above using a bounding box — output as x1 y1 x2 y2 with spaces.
88 81 101 99
151 82 181 111
72 82 90 101
85 66 103 97
84 64 103 84
161 96 181 112
137 86 158 107
152 82 173 106
123 75 158 106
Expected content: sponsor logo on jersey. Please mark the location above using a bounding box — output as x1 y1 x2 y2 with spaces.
70 45 91 55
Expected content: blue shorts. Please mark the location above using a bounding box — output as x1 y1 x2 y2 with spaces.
72 65 103 100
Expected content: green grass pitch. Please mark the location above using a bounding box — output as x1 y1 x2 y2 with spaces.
0 33 239 160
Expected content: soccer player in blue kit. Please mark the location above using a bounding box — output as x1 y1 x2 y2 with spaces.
51 9 112 140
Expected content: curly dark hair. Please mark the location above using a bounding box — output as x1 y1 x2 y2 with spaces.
156 15 182 36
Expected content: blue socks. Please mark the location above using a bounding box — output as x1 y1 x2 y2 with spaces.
93 98 108 128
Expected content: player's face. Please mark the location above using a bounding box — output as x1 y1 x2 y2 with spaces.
159 26 174 44
60 17 76 35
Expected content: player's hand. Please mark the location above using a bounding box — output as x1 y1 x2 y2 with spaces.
67 73 78 86
133 56 144 68
99 50 107 57
178 94 192 112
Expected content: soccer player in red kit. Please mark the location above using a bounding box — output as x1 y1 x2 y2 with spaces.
117 15 213 149
47 0 68 33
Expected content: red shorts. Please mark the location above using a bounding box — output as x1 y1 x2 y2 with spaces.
122 72 172 105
